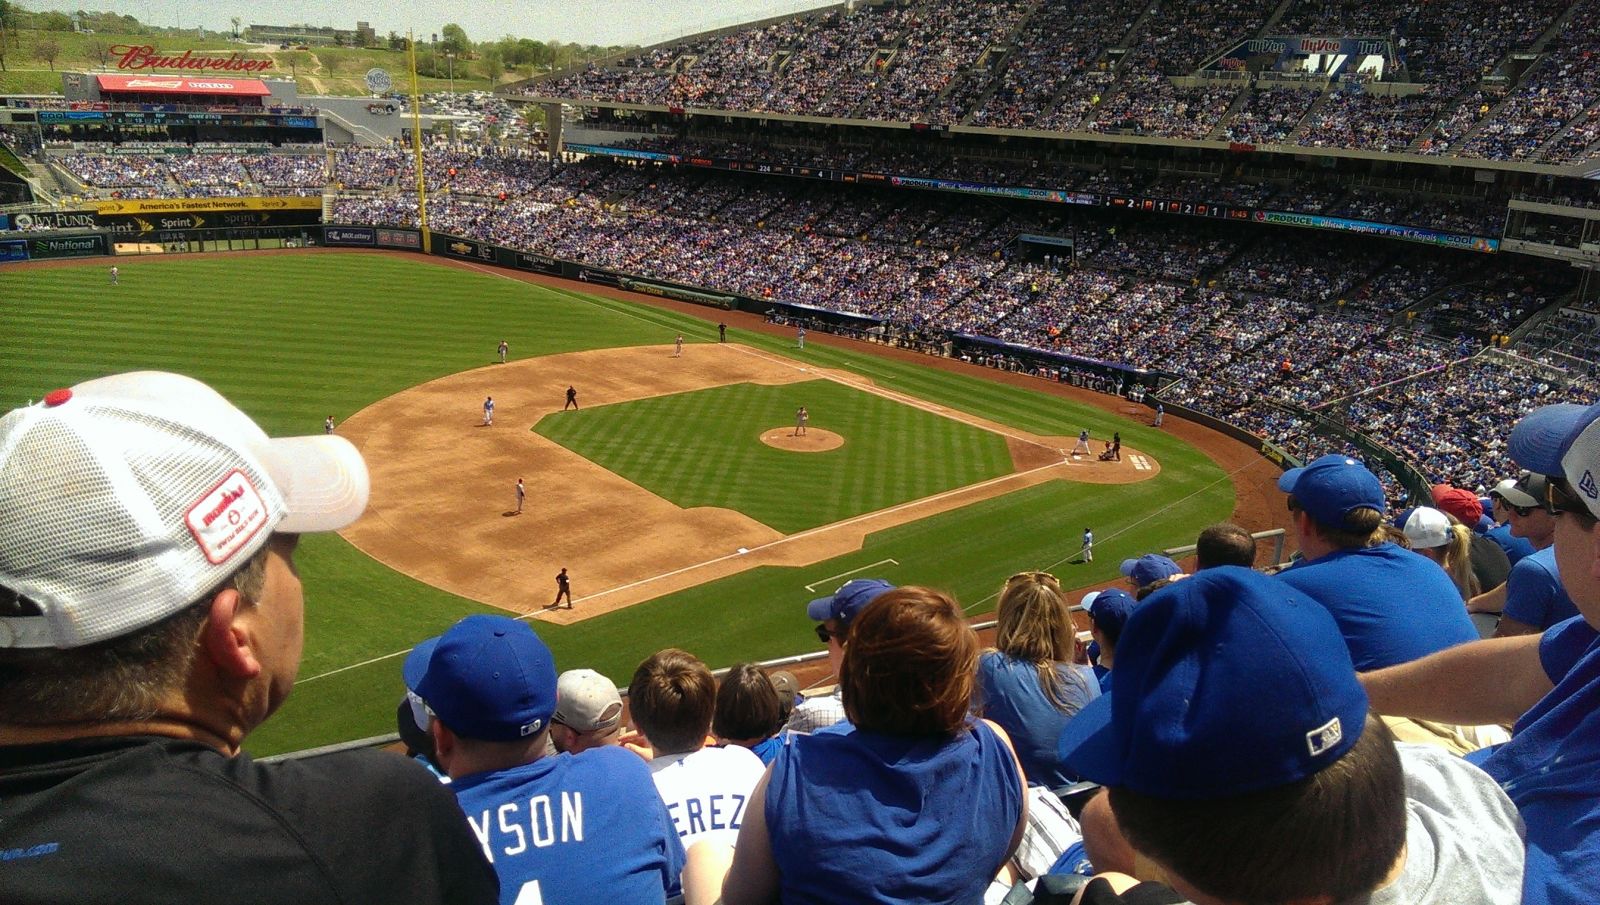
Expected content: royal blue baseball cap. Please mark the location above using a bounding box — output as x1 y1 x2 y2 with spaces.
1120 554 1183 588
402 635 439 692
806 578 895 625
1510 402 1600 519
415 614 558 742
1084 588 1137 646
1059 566 1368 799
1277 454 1386 525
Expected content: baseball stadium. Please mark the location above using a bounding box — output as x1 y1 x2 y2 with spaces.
3 1 1600 902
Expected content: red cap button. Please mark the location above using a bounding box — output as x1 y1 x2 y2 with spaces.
43 388 72 407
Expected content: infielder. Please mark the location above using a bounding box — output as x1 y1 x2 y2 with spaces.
482 396 495 426
674 334 684 358
515 478 525 514
498 340 509 363
1071 429 1092 458
564 386 578 411
793 406 809 437
1081 527 1095 563
550 567 573 609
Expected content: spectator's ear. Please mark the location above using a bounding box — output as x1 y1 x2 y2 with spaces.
432 719 460 771
200 588 260 680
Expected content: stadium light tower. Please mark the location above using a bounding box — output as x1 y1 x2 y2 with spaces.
446 52 456 95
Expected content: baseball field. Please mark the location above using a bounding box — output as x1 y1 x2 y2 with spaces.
0 250 1272 755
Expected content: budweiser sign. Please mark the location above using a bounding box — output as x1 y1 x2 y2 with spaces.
111 45 273 73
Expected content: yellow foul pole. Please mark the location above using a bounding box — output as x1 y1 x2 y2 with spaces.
407 30 430 253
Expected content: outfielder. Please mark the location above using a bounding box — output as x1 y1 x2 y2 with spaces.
482 396 494 426
109 265 119 285
1081 527 1095 563
324 415 335 434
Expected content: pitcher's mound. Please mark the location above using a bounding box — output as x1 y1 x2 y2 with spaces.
760 427 844 452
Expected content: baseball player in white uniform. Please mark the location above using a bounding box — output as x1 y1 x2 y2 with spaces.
482 396 495 426
794 406 809 437
324 415 335 434
1071 429 1092 458
498 340 508 364
674 334 684 358
109 266 119 285
515 478 525 514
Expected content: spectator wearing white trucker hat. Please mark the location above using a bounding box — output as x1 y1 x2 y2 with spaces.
1363 400 1600 905
0 372 497 905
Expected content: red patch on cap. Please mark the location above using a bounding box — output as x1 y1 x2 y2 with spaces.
43 389 72 407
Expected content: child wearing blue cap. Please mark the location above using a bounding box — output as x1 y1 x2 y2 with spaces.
1059 568 1524 905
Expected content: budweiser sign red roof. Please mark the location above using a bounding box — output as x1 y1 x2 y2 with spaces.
96 74 272 96
110 45 273 73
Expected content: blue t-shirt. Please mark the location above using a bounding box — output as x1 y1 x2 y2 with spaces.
451 746 686 905
1276 542 1479 671
1483 616 1600 905
976 651 1100 788
1503 547 1579 631
766 720 1023 904
1484 523 1537 566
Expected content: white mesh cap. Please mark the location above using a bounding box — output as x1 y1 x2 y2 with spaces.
0 371 369 649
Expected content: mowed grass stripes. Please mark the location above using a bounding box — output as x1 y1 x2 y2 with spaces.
1 253 1237 755
536 380 1013 533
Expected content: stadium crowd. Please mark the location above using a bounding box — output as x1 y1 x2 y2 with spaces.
525 0 1600 164
325 150 1593 501
54 150 327 198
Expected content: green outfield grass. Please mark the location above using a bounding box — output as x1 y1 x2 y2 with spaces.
0 253 1237 755
536 380 1014 533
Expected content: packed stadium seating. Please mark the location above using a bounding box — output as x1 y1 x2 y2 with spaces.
321 147 1593 496
525 0 1600 164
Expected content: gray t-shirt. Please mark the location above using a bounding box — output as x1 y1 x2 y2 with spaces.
1362 743 1524 905
1110 744 1524 905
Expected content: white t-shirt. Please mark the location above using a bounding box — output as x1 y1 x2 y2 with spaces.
648 745 767 851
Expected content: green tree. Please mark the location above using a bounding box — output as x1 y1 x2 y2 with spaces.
438 23 470 56
481 46 504 82
34 37 60 70
36 10 72 31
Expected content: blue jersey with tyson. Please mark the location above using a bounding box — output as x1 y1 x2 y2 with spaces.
452 746 686 905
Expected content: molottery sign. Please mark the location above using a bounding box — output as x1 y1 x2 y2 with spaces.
110 45 273 73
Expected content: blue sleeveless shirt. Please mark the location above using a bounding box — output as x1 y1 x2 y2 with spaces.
766 720 1023 904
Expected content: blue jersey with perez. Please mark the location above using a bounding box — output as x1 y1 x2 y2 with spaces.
452 746 686 905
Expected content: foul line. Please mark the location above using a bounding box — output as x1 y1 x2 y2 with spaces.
804 559 900 592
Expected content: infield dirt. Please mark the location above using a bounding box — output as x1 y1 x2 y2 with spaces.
339 341 1159 622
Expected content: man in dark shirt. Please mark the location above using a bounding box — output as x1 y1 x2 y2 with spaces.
565 385 579 410
0 372 497 905
550 567 573 609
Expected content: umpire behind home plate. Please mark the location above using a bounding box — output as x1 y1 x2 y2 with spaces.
0 372 499 904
